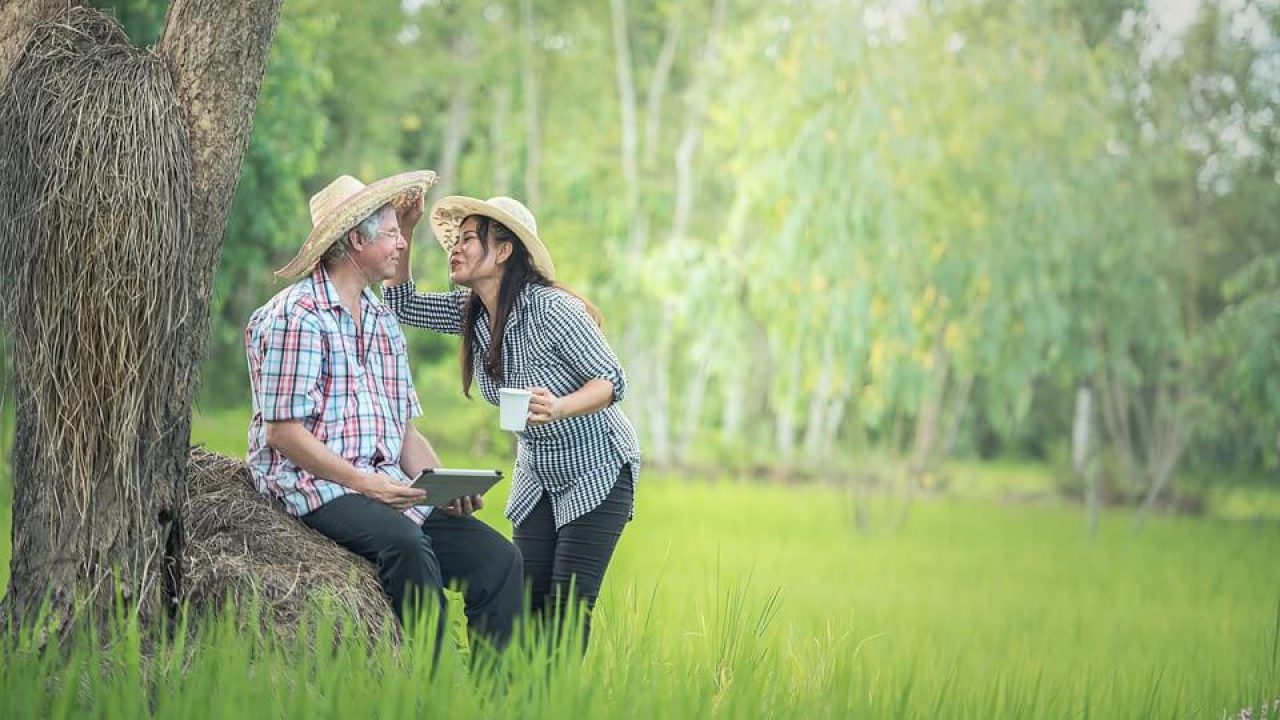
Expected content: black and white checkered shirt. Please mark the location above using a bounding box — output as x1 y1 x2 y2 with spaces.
383 280 641 529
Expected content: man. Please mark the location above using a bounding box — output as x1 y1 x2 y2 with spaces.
244 170 522 652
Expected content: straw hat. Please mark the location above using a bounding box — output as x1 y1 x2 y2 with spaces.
429 195 556 281
275 170 437 279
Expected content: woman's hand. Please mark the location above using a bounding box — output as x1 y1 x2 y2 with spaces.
397 193 424 237
361 473 427 510
527 386 564 426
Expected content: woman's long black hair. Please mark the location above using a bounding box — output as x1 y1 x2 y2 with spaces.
459 216 602 397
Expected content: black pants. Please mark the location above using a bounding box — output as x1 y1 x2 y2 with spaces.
513 465 632 649
302 494 523 652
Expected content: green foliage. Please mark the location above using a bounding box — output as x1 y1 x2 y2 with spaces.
75 0 1279 484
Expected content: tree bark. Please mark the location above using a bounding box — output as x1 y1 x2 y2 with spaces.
3 0 281 634
0 0 72 90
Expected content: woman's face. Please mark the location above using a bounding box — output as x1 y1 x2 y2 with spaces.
448 216 508 287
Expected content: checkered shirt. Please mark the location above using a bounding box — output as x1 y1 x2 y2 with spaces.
245 266 432 524
383 280 641 529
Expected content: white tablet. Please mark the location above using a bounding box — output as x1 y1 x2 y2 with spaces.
410 467 503 507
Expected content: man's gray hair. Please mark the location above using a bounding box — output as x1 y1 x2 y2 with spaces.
321 202 392 264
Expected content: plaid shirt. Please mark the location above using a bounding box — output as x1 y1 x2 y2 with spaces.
384 280 641 529
245 266 430 524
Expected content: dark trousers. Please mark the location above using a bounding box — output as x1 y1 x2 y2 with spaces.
513 465 632 649
302 494 524 652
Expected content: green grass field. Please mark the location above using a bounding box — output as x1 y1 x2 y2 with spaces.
0 410 1277 717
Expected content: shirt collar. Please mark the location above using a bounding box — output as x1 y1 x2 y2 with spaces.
309 264 392 317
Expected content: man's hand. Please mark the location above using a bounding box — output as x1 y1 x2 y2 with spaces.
360 473 427 510
440 494 485 517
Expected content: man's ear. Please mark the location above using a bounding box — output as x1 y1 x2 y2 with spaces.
346 227 365 251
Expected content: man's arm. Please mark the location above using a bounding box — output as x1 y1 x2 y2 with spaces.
399 422 440 478
401 423 483 517
266 420 426 510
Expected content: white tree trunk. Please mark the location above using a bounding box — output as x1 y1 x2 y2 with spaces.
641 11 679 170
774 349 803 462
429 38 474 204
609 0 642 257
676 353 711 462
519 0 541 209
492 83 512 194
1072 384 1100 537
802 339 836 463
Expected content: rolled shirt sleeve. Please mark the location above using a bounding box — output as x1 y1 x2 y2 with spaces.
547 294 627 403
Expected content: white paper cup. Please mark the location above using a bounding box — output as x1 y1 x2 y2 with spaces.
499 388 533 431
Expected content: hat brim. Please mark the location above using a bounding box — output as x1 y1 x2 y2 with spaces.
429 196 556 281
275 170 437 279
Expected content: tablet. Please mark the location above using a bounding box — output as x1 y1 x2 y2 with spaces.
411 467 503 507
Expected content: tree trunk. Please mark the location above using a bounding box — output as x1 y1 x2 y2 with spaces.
641 11 679 171
492 82 513 195
647 302 674 466
1072 385 1099 538
2 0 280 634
802 339 836 463
1134 376 1188 530
900 329 949 529
519 0 541 210
0 0 71 89
774 348 803 464
669 0 725 247
720 361 745 448
908 331 950 478
676 352 712 463
429 43 474 205
609 0 643 257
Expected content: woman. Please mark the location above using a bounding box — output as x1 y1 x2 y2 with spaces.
383 194 641 649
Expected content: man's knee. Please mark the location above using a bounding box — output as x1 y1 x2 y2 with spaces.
379 526 437 573
499 539 523 576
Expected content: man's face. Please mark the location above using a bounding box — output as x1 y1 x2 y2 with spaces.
351 206 405 282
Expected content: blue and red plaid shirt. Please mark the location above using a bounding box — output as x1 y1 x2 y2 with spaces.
245 266 430 524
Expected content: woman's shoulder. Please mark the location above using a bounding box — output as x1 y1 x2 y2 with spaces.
522 283 577 312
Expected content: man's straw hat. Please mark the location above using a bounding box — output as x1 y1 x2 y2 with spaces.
275 170 437 279
429 195 556 281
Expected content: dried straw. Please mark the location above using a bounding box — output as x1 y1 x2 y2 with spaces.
0 8 192 534
184 449 397 641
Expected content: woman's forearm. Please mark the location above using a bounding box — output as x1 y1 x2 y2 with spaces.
556 378 615 420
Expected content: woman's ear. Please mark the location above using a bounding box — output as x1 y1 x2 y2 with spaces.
495 240 513 265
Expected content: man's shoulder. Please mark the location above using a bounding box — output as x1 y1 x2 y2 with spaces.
249 280 326 333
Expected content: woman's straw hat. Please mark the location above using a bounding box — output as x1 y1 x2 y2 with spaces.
429 195 556 281
275 170 437 279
